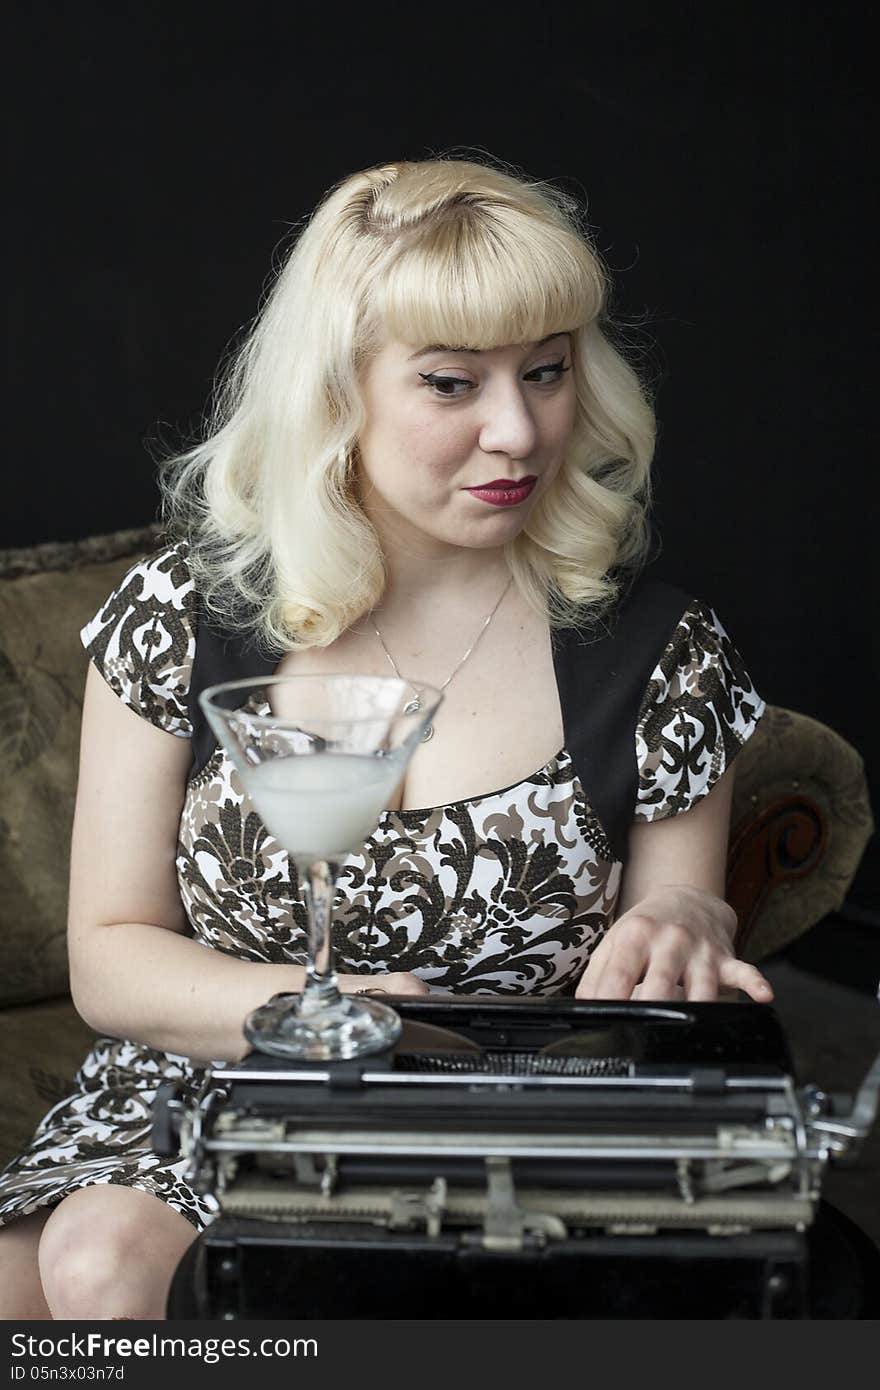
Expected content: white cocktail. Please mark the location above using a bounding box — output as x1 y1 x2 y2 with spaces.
199 673 443 1060
240 753 404 865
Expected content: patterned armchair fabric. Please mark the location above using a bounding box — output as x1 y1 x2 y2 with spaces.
0 524 166 1007
0 527 874 1167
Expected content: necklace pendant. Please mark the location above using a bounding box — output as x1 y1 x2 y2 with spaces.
421 723 434 743
403 697 422 715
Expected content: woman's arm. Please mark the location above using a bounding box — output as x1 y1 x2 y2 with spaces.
575 764 773 1002
67 664 425 1064
614 760 736 916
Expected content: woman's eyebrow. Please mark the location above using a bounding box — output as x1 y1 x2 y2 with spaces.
407 332 569 361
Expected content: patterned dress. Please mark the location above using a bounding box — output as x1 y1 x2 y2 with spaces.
0 540 766 1232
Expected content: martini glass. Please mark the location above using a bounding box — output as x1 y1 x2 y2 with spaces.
200 673 443 1061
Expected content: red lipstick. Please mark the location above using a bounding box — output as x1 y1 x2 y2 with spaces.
466 477 537 507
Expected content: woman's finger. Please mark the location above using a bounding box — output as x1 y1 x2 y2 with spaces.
632 980 686 1001
633 935 694 1001
577 951 645 1000
681 964 720 1002
636 966 688 1001
718 958 774 1002
574 938 618 998
577 916 661 1000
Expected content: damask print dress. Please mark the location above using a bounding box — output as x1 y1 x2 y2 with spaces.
0 540 766 1233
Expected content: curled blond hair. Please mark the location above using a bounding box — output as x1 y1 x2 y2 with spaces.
158 154 657 652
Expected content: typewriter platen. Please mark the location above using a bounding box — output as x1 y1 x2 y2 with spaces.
156 998 880 1319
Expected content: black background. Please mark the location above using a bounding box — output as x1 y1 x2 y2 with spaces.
6 2 877 905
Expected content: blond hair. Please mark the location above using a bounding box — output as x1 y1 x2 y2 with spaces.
158 154 657 652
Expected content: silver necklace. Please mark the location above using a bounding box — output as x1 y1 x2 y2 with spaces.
371 576 514 742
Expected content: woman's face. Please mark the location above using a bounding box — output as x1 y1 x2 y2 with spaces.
354 332 577 555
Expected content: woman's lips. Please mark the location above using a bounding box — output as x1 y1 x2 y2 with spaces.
465 477 537 507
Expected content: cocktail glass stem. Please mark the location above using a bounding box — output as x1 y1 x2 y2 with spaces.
297 857 343 1013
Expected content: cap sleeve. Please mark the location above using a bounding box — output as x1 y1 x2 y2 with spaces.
633 598 765 822
79 539 196 737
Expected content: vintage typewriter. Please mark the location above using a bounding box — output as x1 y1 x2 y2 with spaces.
155 997 880 1319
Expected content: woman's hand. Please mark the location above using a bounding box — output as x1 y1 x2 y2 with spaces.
575 884 774 1003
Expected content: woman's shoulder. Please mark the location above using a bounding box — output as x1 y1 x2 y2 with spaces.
553 567 765 842
114 534 194 603
637 584 764 717
608 571 758 693
632 581 766 822
79 535 198 738
81 534 195 633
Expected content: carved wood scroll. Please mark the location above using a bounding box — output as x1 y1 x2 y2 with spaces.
726 794 828 958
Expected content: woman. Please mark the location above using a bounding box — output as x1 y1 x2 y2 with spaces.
0 156 772 1318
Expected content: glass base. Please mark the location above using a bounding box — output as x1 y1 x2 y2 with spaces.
244 991 402 1061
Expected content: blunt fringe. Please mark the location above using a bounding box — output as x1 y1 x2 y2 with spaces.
157 154 658 653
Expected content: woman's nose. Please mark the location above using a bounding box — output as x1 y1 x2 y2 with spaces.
476 381 539 461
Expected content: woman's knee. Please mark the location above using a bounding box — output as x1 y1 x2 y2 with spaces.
38 1184 199 1319
0 1209 54 1319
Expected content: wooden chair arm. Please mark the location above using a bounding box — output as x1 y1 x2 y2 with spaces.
725 705 874 962
726 793 828 958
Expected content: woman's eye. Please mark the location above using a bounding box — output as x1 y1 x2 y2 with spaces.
418 359 571 399
418 373 473 398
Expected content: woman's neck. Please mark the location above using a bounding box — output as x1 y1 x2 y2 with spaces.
384 553 509 606
357 479 512 620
